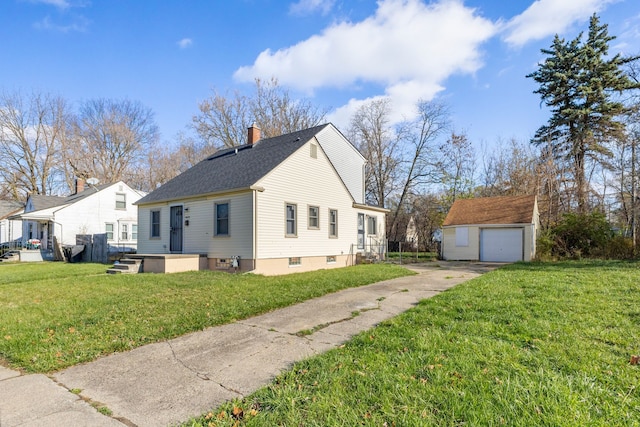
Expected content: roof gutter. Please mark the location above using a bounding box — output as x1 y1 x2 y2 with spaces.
352 203 390 213
134 185 265 206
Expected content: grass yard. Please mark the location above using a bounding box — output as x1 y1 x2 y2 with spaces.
186 260 640 427
0 262 413 373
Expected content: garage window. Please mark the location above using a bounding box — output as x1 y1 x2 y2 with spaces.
455 227 469 247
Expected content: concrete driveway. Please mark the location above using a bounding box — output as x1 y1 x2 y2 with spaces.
0 261 497 427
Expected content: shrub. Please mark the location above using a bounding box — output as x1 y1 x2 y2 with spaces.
604 235 635 259
539 212 616 259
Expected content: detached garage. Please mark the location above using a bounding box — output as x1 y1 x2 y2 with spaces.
441 195 539 262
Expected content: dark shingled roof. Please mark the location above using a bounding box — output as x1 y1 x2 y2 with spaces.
28 184 113 211
442 195 536 226
0 200 24 219
136 124 331 205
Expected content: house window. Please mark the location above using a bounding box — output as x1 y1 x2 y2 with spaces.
121 224 129 240
456 227 469 247
115 193 126 210
286 203 297 237
329 209 338 238
150 210 160 238
289 257 301 266
105 223 114 240
367 215 377 235
326 255 336 263
132 224 138 240
215 202 229 236
308 205 319 229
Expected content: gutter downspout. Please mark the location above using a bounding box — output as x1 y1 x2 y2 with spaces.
252 189 258 272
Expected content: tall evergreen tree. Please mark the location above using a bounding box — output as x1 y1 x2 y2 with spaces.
527 14 638 212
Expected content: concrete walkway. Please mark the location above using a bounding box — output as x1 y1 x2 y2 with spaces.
0 262 497 427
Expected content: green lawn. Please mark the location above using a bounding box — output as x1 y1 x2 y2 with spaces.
186 260 640 427
0 262 413 373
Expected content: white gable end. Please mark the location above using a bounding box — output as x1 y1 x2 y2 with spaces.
315 125 366 204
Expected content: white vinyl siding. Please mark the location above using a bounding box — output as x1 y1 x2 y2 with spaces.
34 181 143 247
138 192 253 257
315 126 366 204
255 140 367 259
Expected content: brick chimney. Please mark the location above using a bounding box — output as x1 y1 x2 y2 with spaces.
75 178 85 194
247 123 260 145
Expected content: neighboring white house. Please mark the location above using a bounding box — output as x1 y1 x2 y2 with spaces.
0 200 23 244
441 195 539 262
135 123 388 275
13 180 145 251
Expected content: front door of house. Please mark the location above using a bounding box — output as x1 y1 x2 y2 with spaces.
357 213 365 249
170 205 183 253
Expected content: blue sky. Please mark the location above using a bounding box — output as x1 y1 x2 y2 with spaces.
2 0 639 149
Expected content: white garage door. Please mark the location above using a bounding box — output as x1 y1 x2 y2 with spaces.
480 228 523 262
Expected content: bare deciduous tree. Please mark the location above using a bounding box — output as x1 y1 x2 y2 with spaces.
478 138 539 197
438 131 476 207
348 98 402 208
68 98 159 185
129 132 216 193
0 90 69 200
193 89 250 149
388 100 449 240
193 78 327 149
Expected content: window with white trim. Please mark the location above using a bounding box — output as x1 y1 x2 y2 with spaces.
367 215 377 235
132 224 138 240
215 202 229 236
308 205 319 229
115 193 126 210
150 210 160 238
121 224 129 240
329 209 338 238
456 227 469 247
105 223 114 240
286 203 297 237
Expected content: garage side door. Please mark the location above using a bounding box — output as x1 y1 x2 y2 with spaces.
480 228 523 262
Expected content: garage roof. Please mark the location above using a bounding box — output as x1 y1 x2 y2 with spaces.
442 195 537 226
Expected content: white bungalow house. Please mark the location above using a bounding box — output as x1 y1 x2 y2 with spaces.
13 180 145 253
135 124 388 275
0 200 23 245
441 195 539 262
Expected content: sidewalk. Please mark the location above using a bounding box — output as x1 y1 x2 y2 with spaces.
0 262 496 427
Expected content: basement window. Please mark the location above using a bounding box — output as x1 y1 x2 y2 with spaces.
289 257 301 266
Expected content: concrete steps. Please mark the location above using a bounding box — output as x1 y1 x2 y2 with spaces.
0 251 19 263
106 258 143 274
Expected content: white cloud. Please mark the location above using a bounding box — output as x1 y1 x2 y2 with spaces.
235 0 496 127
33 14 89 32
26 0 89 9
177 38 193 49
289 0 336 16
502 0 619 47
28 0 71 8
